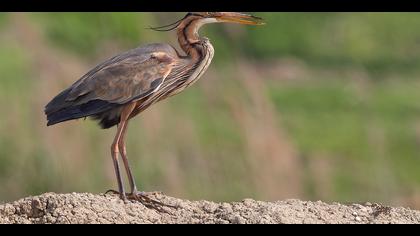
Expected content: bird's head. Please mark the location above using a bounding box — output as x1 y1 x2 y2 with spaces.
149 12 265 32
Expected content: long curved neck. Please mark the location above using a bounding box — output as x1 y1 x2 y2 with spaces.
177 16 209 60
172 15 215 90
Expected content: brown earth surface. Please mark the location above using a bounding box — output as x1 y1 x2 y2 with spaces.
1 192 419 224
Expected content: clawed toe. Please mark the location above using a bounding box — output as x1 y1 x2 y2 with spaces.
127 191 176 212
105 189 175 212
104 189 120 195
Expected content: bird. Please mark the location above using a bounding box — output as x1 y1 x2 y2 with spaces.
44 12 265 206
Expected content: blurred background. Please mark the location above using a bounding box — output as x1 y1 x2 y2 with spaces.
0 12 419 208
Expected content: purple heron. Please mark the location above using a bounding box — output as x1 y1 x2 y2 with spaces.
44 12 264 205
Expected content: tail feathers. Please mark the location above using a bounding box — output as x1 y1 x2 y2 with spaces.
44 88 73 115
46 100 114 126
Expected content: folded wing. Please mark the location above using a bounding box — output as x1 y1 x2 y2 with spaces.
45 44 176 128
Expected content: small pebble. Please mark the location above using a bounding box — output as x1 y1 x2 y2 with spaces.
355 216 362 222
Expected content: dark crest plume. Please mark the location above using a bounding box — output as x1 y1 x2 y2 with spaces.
148 13 191 32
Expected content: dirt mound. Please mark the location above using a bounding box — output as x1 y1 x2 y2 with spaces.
0 192 419 224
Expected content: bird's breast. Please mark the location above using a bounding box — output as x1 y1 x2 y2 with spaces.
182 42 215 88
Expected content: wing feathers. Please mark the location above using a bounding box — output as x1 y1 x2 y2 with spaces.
45 44 177 127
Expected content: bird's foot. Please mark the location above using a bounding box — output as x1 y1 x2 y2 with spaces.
127 191 176 213
104 189 176 212
104 189 128 201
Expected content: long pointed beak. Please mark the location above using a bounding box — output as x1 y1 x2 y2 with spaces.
217 12 265 26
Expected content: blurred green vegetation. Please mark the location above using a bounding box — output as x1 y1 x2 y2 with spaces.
269 79 420 200
0 13 419 208
244 13 420 75
33 13 156 58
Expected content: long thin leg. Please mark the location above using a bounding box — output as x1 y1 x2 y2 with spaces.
117 121 138 194
111 122 128 200
108 103 175 211
118 114 161 198
108 103 137 200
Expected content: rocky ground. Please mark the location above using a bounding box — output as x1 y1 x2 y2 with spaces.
1 192 419 224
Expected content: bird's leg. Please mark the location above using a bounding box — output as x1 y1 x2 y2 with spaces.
105 103 175 211
117 120 138 194
109 104 175 211
118 124 162 198
118 126 170 210
110 122 128 201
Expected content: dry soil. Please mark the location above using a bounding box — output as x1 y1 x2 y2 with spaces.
1 192 419 224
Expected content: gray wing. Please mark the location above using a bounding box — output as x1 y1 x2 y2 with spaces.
67 45 176 105
45 44 177 126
